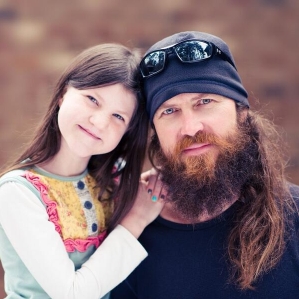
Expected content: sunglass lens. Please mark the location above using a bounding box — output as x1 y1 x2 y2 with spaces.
140 51 165 77
174 41 213 62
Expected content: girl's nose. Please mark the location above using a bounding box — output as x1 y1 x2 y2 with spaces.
90 113 110 130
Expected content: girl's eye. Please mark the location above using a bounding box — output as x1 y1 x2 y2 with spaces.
162 108 176 115
87 95 98 105
113 114 125 121
201 98 212 105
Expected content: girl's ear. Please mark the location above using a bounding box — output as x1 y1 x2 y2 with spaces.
58 86 68 107
58 97 63 107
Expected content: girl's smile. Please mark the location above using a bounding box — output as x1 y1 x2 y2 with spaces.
78 125 102 140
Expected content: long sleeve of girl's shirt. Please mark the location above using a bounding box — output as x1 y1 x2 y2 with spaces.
0 182 148 298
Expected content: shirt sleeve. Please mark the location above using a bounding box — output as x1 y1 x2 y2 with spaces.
0 182 148 299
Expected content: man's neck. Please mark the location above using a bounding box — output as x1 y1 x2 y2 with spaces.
160 198 238 224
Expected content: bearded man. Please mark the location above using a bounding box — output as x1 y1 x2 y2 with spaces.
111 31 299 299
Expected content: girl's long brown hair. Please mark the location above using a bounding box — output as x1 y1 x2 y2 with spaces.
148 105 296 290
1 43 148 231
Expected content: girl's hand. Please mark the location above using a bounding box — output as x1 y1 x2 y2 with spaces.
120 168 166 238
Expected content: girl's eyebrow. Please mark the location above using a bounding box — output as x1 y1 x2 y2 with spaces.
87 90 132 117
114 108 131 117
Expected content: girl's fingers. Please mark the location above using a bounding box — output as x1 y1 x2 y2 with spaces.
140 169 152 183
146 171 166 202
155 182 168 202
159 185 168 200
140 168 158 182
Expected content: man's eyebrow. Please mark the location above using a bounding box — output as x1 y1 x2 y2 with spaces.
157 101 178 110
190 94 211 101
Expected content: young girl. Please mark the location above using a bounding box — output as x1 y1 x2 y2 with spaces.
0 43 165 298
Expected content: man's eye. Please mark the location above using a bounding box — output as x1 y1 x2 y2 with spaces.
201 98 212 104
162 108 175 115
113 114 125 121
87 95 98 105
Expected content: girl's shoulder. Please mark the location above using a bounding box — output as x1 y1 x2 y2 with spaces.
0 168 40 197
0 169 28 184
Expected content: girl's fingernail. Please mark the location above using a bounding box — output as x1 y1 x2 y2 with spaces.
148 189 152 194
151 195 157 202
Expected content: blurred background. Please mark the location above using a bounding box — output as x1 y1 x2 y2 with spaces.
0 0 298 295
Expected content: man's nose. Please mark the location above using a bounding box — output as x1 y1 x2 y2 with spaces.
180 112 204 136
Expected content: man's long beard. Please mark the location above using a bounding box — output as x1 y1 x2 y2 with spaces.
150 119 259 222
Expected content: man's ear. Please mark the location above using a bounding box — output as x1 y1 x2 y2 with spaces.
239 107 249 122
236 102 249 123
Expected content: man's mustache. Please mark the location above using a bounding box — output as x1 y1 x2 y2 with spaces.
174 131 233 156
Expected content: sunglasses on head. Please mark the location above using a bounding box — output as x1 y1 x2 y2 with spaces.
140 39 237 78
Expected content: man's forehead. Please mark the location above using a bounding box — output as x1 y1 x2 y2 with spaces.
157 93 220 108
